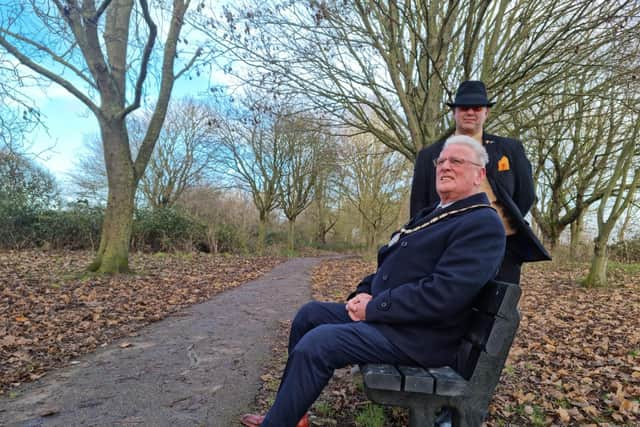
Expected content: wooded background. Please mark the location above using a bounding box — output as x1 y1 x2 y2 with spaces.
1 0 639 287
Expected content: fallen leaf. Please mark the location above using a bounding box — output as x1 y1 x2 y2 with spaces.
557 407 571 423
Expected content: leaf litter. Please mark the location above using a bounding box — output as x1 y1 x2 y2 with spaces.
0 249 284 394
250 258 639 426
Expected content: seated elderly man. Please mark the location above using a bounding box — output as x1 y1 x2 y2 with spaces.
241 135 506 427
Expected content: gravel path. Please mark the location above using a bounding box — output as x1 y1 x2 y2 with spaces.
0 257 321 427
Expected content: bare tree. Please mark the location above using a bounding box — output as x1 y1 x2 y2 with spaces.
0 0 203 272
277 115 326 252
217 100 285 251
525 77 614 249
206 0 638 160
309 140 340 246
69 99 220 207
67 135 109 204
133 99 220 209
584 112 640 287
338 133 410 250
0 56 43 154
616 200 639 243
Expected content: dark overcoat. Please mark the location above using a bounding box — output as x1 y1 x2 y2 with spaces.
410 132 550 262
350 192 506 368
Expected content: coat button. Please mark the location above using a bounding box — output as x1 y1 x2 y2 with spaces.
382 274 388 280
400 241 408 247
380 302 388 308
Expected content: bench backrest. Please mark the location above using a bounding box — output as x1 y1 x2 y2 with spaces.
456 280 521 381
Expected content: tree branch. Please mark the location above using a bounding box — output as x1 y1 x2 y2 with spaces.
120 0 157 118
0 35 100 116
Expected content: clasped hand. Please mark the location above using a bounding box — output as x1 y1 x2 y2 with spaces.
345 293 372 321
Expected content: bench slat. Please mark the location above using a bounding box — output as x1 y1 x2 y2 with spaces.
428 366 467 396
398 365 435 393
362 364 402 391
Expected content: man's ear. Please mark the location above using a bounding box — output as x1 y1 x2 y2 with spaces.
475 167 486 185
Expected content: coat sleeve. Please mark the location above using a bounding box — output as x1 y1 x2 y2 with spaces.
510 139 535 216
347 273 374 300
365 211 506 325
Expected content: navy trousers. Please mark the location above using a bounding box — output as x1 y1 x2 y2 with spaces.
495 236 523 285
260 301 414 427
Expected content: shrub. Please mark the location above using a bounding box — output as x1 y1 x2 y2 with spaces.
609 238 640 263
0 150 60 249
0 200 104 250
36 201 103 250
131 207 205 252
0 200 40 249
209 222 246 254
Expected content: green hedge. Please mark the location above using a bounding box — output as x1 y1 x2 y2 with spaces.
0 202 245 253
609 238 640 263
0 199 41 249
131 207 205 252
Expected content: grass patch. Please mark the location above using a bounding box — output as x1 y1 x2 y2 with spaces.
609 261 640 276
313 401 334 418
355 403 386 427
503 365 516 377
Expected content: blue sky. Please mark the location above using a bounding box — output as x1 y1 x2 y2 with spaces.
14 2 232 188
29 71 224 186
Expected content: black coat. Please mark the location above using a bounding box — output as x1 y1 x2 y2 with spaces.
410 132 550 262
350 193 506 368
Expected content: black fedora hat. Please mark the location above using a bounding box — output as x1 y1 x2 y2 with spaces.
446 80 495 108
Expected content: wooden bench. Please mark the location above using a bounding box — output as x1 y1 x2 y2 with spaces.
361 280 521 427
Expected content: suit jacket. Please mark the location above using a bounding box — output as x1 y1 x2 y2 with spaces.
350 192 506 368
410 132 550 262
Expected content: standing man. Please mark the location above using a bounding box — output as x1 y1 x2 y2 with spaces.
241 136 506 427
410 80 550 284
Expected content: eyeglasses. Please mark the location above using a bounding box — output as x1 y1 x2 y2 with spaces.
457 106 485 112
433 156 483 168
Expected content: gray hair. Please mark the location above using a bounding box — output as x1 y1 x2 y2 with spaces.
442 135 489 166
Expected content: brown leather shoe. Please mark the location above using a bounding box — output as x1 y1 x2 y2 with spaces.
240 413 265 427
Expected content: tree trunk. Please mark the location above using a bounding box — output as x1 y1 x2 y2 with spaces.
257 213 268 255
287 219 295 253
584 239 608 288
316 200 327 246
87 119 137 273
617 203 633 242
366 223 377 252
569 213 583 260
316 225 327 246
540 225 561 251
